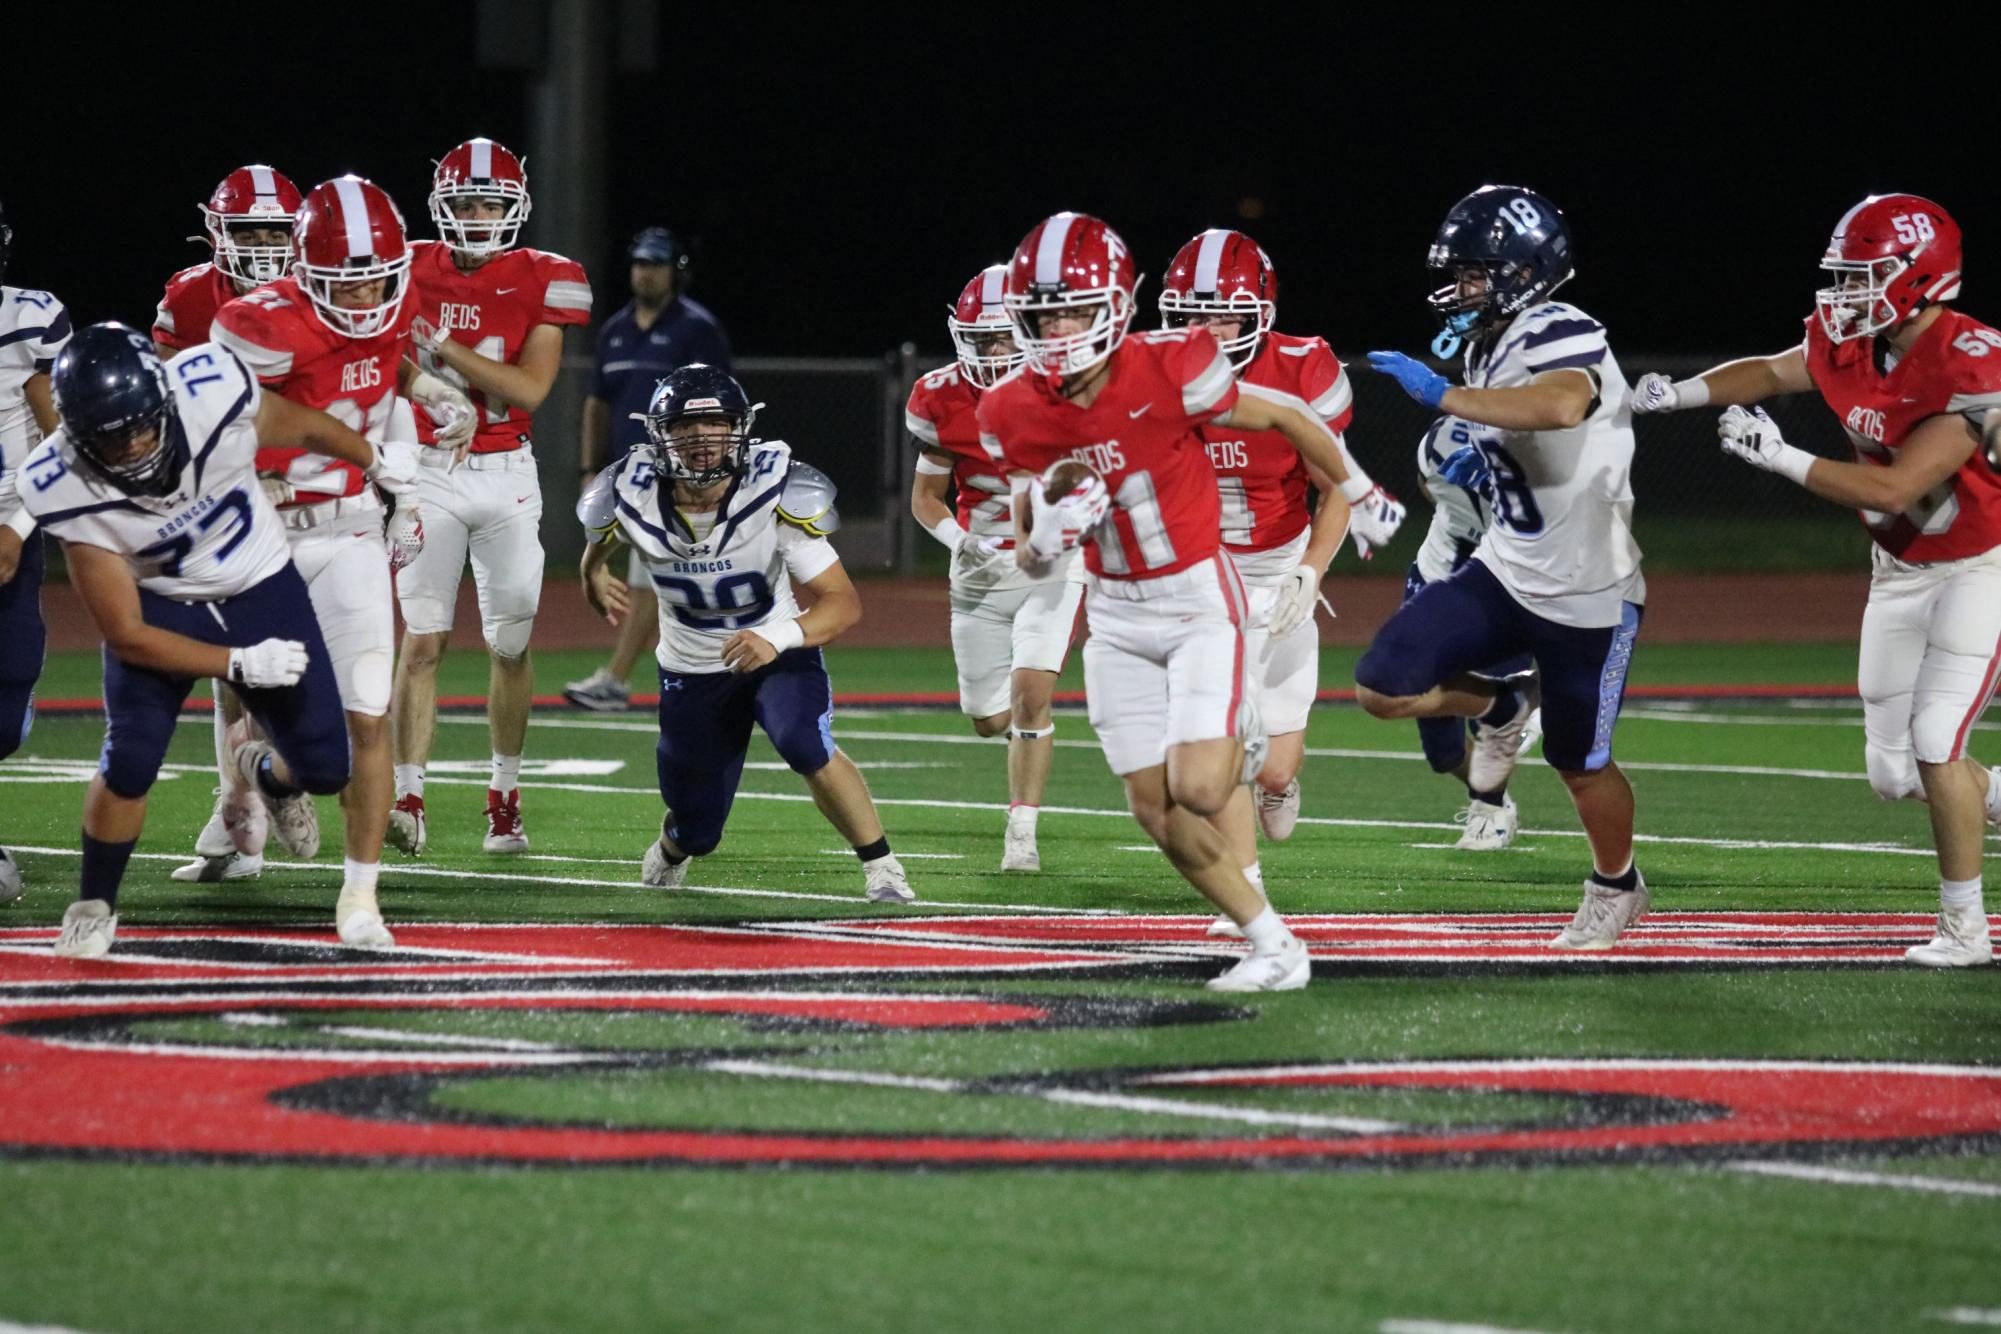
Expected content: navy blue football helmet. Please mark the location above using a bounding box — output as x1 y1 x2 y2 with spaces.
1426 185 1574 352
633 363 761 487
51 322 190 497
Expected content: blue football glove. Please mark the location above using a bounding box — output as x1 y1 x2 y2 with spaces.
1438 445 1491 493
1368 350 1451 409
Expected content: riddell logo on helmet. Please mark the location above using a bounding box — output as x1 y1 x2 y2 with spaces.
1847 406 1887 442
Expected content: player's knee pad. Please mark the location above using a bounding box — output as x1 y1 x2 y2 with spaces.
1864 740 1922 803
483 614 535 662
1355 633 1436 703
349 650 394 716
1910 698 1972 769
666 816 724 858
1010 722 1055 741
287 742 353 797
99 738 167 800
1417 715 1468 774
397 600 454 639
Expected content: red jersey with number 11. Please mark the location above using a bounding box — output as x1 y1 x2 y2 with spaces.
1804 308 2001 562
977 328 1240 580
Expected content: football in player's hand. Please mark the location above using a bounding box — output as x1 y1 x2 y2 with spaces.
1041 458 1101 502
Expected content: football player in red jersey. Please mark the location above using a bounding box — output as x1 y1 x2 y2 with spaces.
978 212 1382 991
155 167 305 358
1632 194 2001 967
155 166 305 886
1158 229 1404 929
908 264 1079 871
210 174 455 947
388 138 593 857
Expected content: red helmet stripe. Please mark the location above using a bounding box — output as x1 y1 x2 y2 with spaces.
1194 229 1230 291
470 139 493 179
333 177 374 258
1035 215 1076 285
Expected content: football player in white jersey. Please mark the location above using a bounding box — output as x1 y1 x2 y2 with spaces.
20 324 418 958
1364 185 1647 950
0 198 70 902
578 365 914 902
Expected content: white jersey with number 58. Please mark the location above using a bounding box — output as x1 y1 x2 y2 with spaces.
1462 299 1644 627
18 345 291 599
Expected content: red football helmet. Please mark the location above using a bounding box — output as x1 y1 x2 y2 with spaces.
429 137 531 256
948 264 1023 390
1003 212 1140 376
201 165 304 290
293 176 412 339
1158 228 1276 372
1816 194 1963 343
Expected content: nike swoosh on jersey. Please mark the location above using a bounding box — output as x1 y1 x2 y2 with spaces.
1128 403 1152 419
496 287 518 295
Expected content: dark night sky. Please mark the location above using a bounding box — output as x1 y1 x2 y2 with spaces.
9 9 1996 362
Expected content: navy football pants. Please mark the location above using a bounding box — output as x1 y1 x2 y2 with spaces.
99 563 350 799
656 647 838 857
0 531 47 763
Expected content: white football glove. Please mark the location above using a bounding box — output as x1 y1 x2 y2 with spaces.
228 638 308 689
365 440 421 497
386 502 425 573
1629 372 1679 414
1266 564 1322 640
409 371 477 455
1718 405 1815 485
1347 484 1407 560
1028 472 1111 562
952 534 1010 581
409 315 448 353
258 474 294 508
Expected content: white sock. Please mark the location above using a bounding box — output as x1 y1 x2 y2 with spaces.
1243 863 1265 897
1009 804 1039 831
491 754 522 795
213 700 235 780
1941 875 1984 914
1241 906 1293 953
342 858 380 893
394 765 424 800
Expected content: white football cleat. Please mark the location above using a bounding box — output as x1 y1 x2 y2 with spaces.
169 850 265 883
1255 779 1301 842
1551 875 1650 951
1206 937 1311 992
1206 915 1245 939
1000 812 1040 872
0 848 21 905
54 899 117 960
1906 904 1994 968
1517 706 1545 757
231 739 319 859
864 854 916 903
335 884 395 950
483 789 529 854
563 667 631 713
641 834 688 889
1468 677 1540 798
1453 795 1519 851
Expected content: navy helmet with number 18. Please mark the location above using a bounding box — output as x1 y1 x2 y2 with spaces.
50 322 190 498
633 363 762 487
1426 185 1574 353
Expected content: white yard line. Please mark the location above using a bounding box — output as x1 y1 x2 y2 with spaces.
1724 1161 2001 1198
1381 1321 1577 1334
0 844 1110 917
697 1058 1402 1134
1927 1309 2001 1326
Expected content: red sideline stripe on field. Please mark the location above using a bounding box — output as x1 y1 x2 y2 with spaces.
29 681 1862 716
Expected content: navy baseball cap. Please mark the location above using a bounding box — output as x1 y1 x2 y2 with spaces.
627 227 687 266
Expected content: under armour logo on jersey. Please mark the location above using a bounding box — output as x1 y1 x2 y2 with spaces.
661 677 684 691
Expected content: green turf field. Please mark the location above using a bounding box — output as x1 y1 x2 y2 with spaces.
2 644 1998 1334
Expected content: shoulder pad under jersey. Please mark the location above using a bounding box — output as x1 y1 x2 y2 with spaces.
777 460 839 536
577 461 622 537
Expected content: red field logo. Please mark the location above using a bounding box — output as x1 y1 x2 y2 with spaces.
1 917 1992 1170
